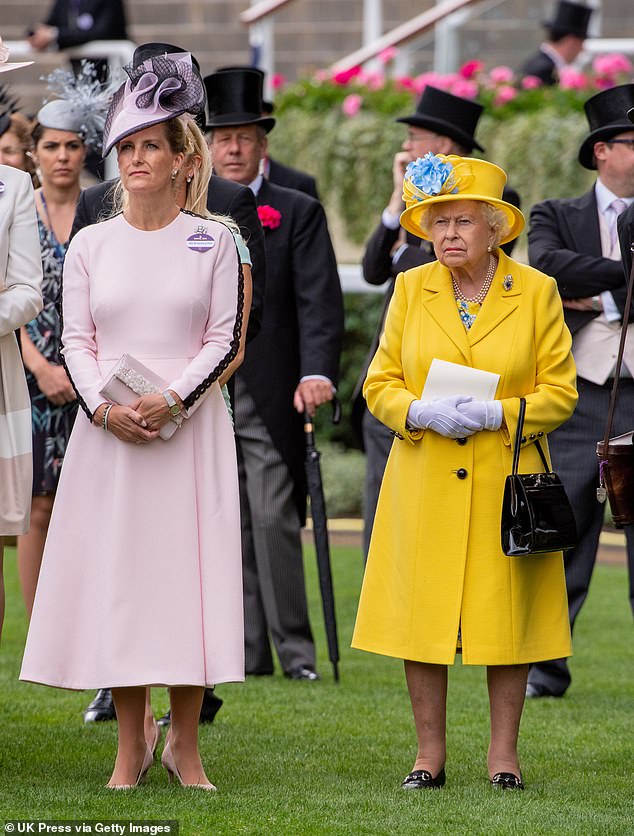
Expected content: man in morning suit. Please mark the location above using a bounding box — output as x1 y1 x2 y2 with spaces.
205 68 344 680
355 85 521 558
77 44 266 726
216 66 320 198
518 0 592 87
527 83 634 698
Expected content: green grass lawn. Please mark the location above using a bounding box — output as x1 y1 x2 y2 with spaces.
1 543 632 835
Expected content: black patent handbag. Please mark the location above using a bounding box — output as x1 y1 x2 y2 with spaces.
501 398 577 557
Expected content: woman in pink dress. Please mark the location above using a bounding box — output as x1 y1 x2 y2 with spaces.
20 53 245 791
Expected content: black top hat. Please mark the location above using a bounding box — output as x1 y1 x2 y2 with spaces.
396 86 484 152
204 69 275 133
132 42 202 73
543 1 593 38
216 65 274 113
578 83 634 169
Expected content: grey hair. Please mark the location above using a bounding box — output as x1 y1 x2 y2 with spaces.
419 200 511 247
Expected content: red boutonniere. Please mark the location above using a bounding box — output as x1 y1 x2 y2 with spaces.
258 204 282 230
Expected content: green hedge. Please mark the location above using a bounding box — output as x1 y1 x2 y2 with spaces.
269 106 594 248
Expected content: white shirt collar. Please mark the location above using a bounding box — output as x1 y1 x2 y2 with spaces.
540 43 567 70
248 173 264 196
595 178 634 214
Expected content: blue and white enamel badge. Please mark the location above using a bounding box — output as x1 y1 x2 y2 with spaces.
187 225 215 253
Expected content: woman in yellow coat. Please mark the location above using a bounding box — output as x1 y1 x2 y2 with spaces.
352 153 577 791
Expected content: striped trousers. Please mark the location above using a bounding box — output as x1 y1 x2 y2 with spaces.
234 376 315 674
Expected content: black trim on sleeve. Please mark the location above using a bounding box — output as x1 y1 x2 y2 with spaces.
58 210 244 421
180 209 244 409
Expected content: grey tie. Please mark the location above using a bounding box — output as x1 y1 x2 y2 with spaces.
609 198 627 256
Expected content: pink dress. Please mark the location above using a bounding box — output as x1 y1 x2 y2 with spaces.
20 211 245 689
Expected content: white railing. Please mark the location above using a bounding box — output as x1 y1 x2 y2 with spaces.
584 38 634 56
330 0 481 72
5 39 135 70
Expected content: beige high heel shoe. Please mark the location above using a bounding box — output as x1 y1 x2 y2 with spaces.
161 741 216 791
107 745 154 790
147 717 161 757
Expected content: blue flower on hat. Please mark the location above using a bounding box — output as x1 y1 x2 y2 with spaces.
405 153 456 198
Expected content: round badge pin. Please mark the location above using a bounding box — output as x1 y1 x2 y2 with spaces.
187 231 215 253
76 13 95 30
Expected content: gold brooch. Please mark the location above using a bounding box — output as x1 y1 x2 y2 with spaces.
503 275 513 291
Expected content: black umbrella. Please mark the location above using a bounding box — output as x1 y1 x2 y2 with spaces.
304 399 341 682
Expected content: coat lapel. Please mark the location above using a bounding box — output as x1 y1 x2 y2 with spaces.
423 265 471 364
468 251 520 347
566 188 602 255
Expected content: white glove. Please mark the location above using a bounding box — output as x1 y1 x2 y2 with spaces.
457 400 503 431
407 395 484 438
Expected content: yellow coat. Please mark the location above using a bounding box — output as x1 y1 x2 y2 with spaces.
352 251 578 666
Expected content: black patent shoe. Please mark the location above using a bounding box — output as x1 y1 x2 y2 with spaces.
83 688 116 723
401 768 446 789
157 709 171 728
491 772 524 790
199 688 223 724
285 666 320 681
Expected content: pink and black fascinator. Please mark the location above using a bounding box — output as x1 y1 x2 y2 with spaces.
102 52 205 158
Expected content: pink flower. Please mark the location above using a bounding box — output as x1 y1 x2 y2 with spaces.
342 93 362 117
489 65 515 85
521 75 543 90
332 66 362 86
313 69 330 83
395 75 417 92
558 67 588 90
449 78 478 99
594 76 617 90
414 72 458 93
364 70 385 90
592 53 633 76
378 47 398 65
257 205 282 230
494 85 518 106
458 60 483 80
271 73 286 90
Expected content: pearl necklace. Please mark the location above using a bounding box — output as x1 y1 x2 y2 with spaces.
452 255 497 305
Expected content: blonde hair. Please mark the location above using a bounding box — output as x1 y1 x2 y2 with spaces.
109 115 237 231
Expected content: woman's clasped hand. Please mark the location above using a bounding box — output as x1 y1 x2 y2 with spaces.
407 395 503 437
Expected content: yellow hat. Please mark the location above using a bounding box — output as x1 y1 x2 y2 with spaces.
400 153 525 246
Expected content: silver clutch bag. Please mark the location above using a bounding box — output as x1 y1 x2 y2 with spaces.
99 353 181 440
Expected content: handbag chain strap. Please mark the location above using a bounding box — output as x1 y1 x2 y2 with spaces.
512 397 550 475
600 243 634 456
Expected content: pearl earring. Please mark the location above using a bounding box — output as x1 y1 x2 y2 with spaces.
171 170 178 179
487 245 492 253
186 175 192 184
